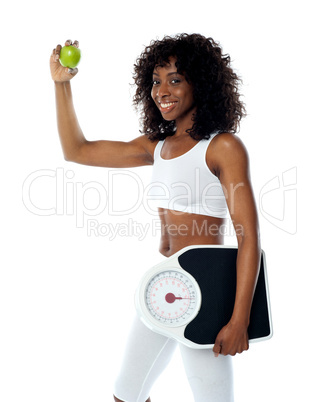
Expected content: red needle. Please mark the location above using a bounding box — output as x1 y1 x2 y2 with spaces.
165 293 191 304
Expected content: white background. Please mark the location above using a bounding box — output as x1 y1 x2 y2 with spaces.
1 0 317 401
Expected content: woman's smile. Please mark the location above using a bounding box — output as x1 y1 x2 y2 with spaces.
158 100 178 113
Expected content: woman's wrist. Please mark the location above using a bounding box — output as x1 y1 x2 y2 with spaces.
54 80 70 86
230 307 251 327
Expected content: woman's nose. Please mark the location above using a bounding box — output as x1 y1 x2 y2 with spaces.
157 82 170 98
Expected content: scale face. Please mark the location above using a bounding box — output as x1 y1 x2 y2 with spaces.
144 268 201 328
135 245 273 349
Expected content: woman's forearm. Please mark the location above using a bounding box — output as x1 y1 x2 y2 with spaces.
54 81 86 161
231 232 261 326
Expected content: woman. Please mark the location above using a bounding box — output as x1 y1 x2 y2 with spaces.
50 33 261 402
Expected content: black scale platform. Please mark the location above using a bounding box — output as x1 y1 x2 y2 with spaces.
178 247 272 345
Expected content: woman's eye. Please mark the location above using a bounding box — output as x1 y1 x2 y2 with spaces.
152 78 181 86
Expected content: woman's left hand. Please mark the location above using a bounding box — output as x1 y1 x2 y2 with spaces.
212 320 249 357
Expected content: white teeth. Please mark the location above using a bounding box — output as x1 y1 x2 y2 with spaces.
160 102 175 108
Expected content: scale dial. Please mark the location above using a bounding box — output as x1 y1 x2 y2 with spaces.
144 268 201 328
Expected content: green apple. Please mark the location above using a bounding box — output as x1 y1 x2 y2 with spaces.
59 45 81 68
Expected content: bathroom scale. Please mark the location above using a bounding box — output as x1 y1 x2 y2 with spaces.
135 245 273 349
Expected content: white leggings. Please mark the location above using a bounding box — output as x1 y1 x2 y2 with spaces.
113 316 234 402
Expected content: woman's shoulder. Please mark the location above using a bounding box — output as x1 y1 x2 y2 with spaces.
211 132 248 157
207 132 250 171
212 132 245 148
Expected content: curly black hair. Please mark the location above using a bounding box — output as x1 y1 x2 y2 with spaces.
133 33 246 141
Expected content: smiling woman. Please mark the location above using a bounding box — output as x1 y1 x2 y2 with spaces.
50 33 260 402
133 33 246 141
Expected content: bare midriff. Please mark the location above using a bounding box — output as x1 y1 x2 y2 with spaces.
158 207 226 257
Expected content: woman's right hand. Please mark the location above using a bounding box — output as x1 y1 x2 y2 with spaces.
50 39 79 82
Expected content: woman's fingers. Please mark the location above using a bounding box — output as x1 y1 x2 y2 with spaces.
213 343 222 357
212 335 223 357
64 39 79 47
68 68 78 75
52 44 62 61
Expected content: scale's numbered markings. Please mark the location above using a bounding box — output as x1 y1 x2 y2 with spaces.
135 245 273 349
145 269 201 327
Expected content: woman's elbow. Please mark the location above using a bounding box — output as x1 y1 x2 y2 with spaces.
62 146 83 164
63 152 75 163
236 226 261 249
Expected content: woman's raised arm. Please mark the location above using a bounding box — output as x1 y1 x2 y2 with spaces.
50 40 155 168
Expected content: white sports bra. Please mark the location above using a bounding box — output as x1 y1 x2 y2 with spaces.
147 133 228 218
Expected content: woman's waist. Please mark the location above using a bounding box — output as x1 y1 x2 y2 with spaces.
158 209 233 256
160 236 225 257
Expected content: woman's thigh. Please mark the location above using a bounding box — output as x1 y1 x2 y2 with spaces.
179 344 234 402
113 316 177 402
